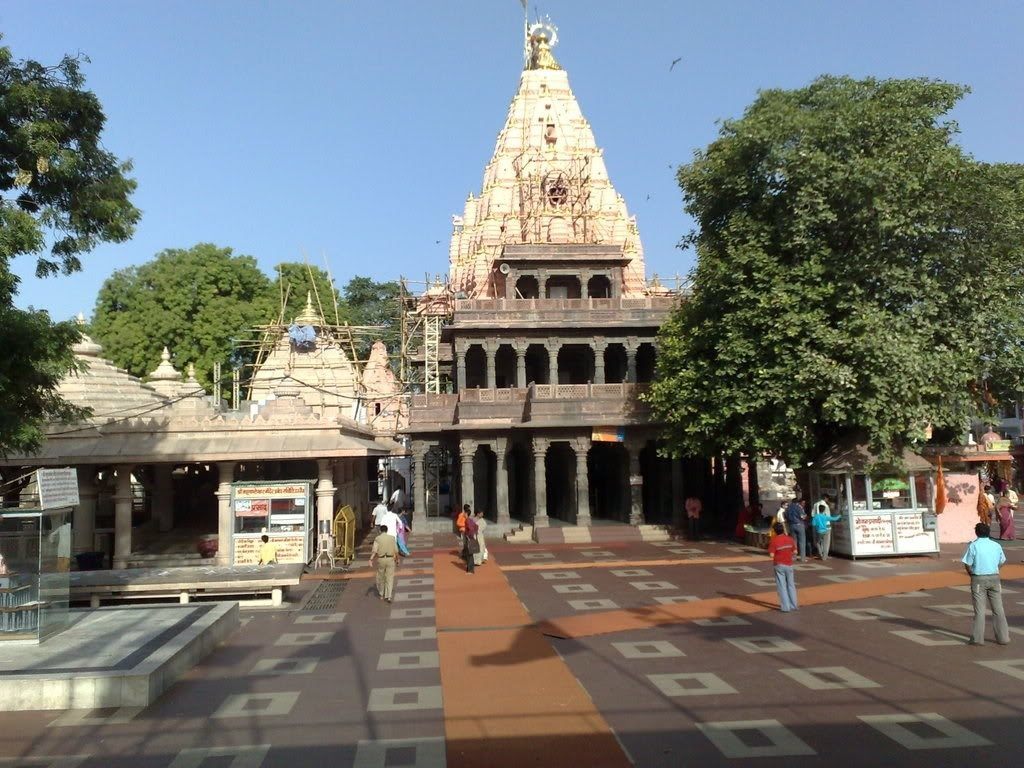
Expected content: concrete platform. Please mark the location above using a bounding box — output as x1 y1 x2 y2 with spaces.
0 602 238 711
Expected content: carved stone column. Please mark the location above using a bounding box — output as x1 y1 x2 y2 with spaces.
455 341 467 392
316 459 336 554
532 437 549 528
112 464 134 569
460 438 476 512
545 340 561 386
485 341 497 389
573 437 592 526
580 270 590 299
215 461 235 566
412 443 429 530
74 468 98 555
496 436 511 526
593 338 607 385
625 337 639 384
514 339 527 388
626 438 645 526
153 464 174 533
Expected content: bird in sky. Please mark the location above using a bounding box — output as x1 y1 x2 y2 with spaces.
669 57 682 71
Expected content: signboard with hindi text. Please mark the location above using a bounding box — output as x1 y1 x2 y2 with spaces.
233 533 306 565
35 468 79 510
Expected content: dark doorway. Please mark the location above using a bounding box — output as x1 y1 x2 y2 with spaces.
472 445 497 520
557 344 595 385
525 343 550 385
605 344 627 384
587 274 612 298
545 276 581 299
515 275 540 299
465 344 487 389
507 442 532 522
545 442 576 522
640 441 673 524
495 344 517 388
589 443 630 522
637 343 657 383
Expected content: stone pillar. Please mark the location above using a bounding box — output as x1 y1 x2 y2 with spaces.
626 439 645 526
573 437 592 526
593 338 607 384
112 464 134 569
625 337 639 384
455 342 467 392
545 340 560 386
581 270 590 299
532 437 549 528
316 458 336 544
215 461 235 566
460 439 476 511
153 464 174 533
412 443 428 530
496 436 511 526
485 341 497 389
515 339 527 388
74 468 98 555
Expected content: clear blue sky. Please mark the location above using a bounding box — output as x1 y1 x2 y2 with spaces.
4 0 1022 318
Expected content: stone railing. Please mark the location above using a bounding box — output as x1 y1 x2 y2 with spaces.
454 296 678 313
531 383 647 400
458 388 528 403
411 393 459 408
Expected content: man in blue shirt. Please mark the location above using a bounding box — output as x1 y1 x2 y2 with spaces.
961 522 1010 645
783 497 808 562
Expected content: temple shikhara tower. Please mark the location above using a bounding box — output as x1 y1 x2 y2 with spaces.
408 20 684 540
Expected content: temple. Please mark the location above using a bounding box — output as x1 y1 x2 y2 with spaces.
407 21 684 542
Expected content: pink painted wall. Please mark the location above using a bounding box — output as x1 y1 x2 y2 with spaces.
938 471 981 544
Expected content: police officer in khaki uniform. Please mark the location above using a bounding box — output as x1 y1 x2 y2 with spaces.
369 524 399 602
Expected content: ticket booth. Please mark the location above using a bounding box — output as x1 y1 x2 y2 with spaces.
807 442 939 559
231 481 314 565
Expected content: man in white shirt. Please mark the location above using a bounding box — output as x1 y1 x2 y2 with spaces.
380 506 402 539
370 500 389 528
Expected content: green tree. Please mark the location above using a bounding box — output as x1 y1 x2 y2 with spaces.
342 276 401 358
91 244 273 390
648 76 1024 466
272 262 344 325
0 40 139 453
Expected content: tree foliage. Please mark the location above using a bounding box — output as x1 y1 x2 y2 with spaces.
0 39 139 454
342 276 401 357
91 244 273 390
648 76 1024 466
273 262 344 325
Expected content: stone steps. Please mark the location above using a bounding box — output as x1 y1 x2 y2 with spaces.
532 523 676 545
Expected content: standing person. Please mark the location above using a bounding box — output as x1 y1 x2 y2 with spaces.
811 495 842 561
684 495 702 541
455 504 469 550
395 512 411 557
768 522 798 612
463 511 478 574
380 503 402 539
369 524 399 602
783 496 808 562
961 522 1010 645
995 491 1016 541
473 510 489 566
258 534 278 565
371 498 389 529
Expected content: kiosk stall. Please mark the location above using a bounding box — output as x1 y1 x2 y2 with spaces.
231 481 314 565
808 442 939 559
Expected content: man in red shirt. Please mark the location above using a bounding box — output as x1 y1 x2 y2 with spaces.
768 522 798 612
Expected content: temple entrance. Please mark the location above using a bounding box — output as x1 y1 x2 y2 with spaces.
507 442 531 522
545 442 576 523
589 442 630 522
640 442 673 524
472 445 497 519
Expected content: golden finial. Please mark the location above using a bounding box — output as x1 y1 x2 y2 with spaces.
527 19 561 71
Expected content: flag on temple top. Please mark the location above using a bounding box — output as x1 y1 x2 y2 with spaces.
935 456 947 514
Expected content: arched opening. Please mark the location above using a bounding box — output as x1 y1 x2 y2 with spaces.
587 275 612 299
557 344 595 385
637 343 657 383
515 275 539 299
465 344 486 389
495 344 517 389
545 442 576 523
525 343 550 385
507 442 532 522
545 276 581 299
640 441 673 524
588 443 630 522
604 344 628 384
473 445 497 521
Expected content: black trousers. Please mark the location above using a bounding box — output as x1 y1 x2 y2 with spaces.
464 545 475 572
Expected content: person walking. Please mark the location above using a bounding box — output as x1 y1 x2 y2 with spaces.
463 512 478 574
369 524 399 602
811 495 842 561
473 510 489 566
768 522 798 612
996 492 1016 541
684 495 702 541
455 504 469 550
962 522 1010 645
783 496 808 562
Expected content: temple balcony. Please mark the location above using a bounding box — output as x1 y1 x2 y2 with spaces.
449 296 677 330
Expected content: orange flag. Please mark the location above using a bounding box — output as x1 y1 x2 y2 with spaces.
935 456 947 514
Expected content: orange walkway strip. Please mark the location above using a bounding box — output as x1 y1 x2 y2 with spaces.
434 554 632 768
498 555 764 572
538 564 1024 639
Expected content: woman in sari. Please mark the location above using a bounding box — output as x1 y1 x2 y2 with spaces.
473 510 489 566
996 492 1016 540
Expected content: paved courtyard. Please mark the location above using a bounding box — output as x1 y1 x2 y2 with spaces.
0 529 1021 767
